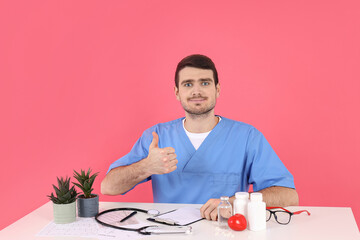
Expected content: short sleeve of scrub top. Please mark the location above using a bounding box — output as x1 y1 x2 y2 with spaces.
246 127 295 191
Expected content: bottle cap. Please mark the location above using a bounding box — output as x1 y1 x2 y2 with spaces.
235 192 249 199
250 192 263 201
220 196 229 201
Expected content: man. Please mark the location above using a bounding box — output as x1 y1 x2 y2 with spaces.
101 54 299 221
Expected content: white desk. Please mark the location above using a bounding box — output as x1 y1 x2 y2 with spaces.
1 201 359 240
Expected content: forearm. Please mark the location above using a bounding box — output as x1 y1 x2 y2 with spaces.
101 158 151 195
258 186 299 207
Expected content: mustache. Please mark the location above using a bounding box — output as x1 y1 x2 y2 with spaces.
187 96 207 100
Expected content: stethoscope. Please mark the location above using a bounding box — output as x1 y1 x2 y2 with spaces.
95 207 192 235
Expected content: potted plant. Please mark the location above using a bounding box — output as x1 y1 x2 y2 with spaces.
48 176 78 224
73 168 99 217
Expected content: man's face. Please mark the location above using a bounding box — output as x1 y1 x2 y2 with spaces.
175 67 220 116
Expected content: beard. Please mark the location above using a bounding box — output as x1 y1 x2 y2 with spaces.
180 97 216 117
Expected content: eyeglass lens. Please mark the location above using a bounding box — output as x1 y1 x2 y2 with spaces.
266 210 291 224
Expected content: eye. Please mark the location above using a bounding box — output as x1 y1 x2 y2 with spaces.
184 83 192 87
202 82 210 86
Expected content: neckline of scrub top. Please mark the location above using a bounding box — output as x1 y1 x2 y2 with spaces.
182 116 222 136
176 115 227 170
182 117 222 150
179 115 224 149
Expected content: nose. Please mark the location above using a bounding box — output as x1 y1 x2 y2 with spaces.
191 84 202 96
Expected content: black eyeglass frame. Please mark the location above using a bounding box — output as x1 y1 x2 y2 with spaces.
266 207 311 225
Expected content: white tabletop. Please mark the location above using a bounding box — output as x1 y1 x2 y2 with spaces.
0 201 359 240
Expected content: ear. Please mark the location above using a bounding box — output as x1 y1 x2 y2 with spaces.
216 83 221 98
174 86 180 101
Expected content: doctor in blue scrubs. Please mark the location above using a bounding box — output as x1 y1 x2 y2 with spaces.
101 54 299 221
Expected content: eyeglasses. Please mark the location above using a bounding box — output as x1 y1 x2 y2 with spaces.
266 207 310 225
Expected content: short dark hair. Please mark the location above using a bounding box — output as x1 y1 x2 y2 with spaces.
175 54 219 88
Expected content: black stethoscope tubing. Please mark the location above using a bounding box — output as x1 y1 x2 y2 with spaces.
95 207 155 235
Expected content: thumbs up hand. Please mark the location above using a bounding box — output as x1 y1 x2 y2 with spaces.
145 132 178 175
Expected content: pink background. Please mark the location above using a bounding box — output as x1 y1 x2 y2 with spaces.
1 0 359 230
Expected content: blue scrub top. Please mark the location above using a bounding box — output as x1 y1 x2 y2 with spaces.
107 116 295 204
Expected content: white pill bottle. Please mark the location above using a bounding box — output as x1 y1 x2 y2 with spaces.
233 192 249 219
247 192 266 231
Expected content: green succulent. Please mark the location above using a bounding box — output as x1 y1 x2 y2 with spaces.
73 168 99 198
48 176 78 204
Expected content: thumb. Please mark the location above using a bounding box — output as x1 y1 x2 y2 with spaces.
149 132 159 149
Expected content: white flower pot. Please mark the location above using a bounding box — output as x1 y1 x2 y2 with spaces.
53 201 76 224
